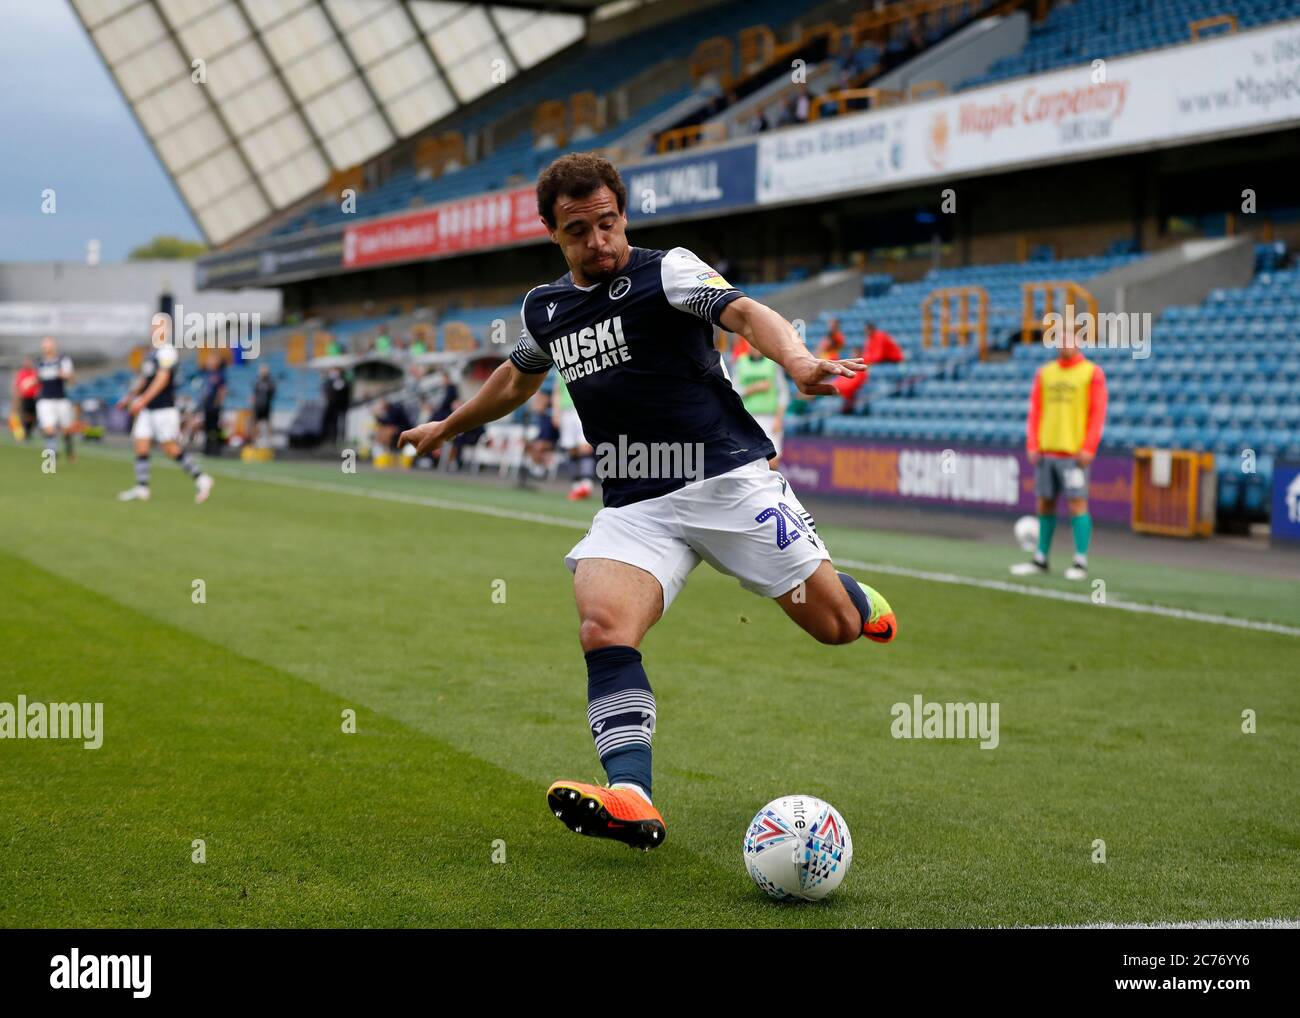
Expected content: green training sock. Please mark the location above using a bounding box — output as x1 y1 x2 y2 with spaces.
1037 514 1056 559
1071 513 1092 558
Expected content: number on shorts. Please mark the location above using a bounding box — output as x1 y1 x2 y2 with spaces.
755 501 807 550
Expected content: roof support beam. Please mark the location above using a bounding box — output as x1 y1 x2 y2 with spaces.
146 0 276 212
392 0 458 111
314 0 401 142
230 0 335 174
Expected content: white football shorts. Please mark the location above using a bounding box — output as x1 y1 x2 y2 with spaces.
35 398 73 431
131 406 181 444
558 409 587 450
564 457 830 614
751 413 782 456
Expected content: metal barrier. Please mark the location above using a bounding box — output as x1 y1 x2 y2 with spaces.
908 80 947 101
1132 449 1216 537
656 122 728 153
1021 281 1098 345
1190 13 1237 39
810 87 903 119
922 286 989 359
532 100 567 147
690 36 734 89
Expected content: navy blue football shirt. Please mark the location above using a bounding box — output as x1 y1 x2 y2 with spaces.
509 246 776 507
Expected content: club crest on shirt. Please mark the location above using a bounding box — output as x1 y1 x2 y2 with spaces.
608 276 631 300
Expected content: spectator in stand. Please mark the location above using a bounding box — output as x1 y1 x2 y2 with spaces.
524 390 560 479
251 364 276 447
321 367 349 446
199 352 226 456
12 356 38 441
831 35 860 88
374 331 393 355
373 397 414 452
815 318 846 359
828 345 869 414
429 368 458 424
777 92 798 128
425 368 481 468
793 84 812 124
863 321 905 364
909 17 926 50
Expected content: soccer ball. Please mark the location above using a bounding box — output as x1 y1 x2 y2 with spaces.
1014 514 1039 553
743 795 852 901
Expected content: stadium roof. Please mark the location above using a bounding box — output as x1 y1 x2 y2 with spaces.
70 0 604 245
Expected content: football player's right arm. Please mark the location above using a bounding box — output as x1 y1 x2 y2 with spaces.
131 369 170 413
116 375 144 409
1025 370 1043 463
399 361 545 456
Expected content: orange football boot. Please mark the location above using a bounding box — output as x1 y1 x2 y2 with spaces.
546 780 666 851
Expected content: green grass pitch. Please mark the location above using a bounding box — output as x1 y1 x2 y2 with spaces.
1 443 1297 928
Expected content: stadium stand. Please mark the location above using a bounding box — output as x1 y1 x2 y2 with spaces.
268 0 832 237
959 0 1300 89
797 243 1300 521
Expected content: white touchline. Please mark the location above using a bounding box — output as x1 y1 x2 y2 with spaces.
57 447 1300 639
1028 918 1300 929
834 558 1300 638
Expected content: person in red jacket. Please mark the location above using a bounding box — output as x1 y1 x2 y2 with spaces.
1012 325 1107 581
831 346 869 413
12 356 39 440
815 318 846 359
863 322 904 364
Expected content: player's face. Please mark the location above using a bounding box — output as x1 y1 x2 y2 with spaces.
40 337 56 358
549 185 629 285
1060 326 1080 357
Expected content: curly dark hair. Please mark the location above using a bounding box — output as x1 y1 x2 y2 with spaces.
536 152 627 229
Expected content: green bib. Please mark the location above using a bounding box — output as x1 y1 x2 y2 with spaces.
734 356 779 415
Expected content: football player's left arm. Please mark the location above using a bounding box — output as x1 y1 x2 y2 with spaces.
719 297 865 397
1079 364 1108 466
61 357 74 385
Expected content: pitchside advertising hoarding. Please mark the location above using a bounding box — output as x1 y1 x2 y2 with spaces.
337 145 759 270
341 186 547 270
0 302 151 336
758 18 1300 204
1271 461 1300 544
781 437 1133 522
196 229 344 288
623 142 757 222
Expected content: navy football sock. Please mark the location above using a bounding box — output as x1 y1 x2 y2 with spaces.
837 571 872 629
172 449 202 479
585 645 655 800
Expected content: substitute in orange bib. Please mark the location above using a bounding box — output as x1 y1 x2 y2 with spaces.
1011 322 1107 581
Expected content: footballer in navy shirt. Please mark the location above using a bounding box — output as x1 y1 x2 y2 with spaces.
400 153 898 851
